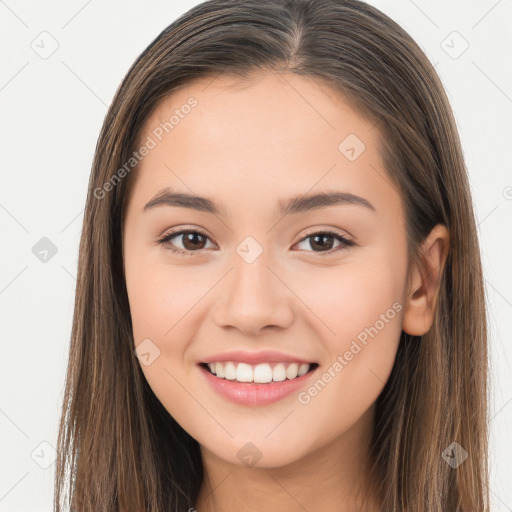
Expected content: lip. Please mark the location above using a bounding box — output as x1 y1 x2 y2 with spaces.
198 361 319 406
200 349 316 365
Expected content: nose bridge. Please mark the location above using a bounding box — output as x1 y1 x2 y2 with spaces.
212 239 294 334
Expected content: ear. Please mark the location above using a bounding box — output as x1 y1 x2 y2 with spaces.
402 223 450 336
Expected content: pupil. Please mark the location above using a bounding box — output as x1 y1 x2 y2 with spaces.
183 232 206 250
311 234 333 251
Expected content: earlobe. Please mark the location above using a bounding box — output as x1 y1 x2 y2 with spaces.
402 224 450 336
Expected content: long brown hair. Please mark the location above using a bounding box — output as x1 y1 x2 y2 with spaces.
54 1 490 510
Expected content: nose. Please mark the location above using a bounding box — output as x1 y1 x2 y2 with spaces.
211 251 295 336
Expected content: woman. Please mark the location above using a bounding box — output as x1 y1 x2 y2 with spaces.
54 1 489 510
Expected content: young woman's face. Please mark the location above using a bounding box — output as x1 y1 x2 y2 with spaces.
122 71 409 468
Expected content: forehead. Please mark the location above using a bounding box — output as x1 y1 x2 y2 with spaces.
140 71 374 149
127 71 400 219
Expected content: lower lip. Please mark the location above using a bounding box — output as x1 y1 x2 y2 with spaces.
198 364 318 406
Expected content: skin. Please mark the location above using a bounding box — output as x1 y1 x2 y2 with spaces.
122 70 449 512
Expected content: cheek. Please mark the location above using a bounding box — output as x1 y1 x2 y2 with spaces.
298 255 402 353
299 254 404 347
291 254 405 438
125 260 203 432
125 250 204 345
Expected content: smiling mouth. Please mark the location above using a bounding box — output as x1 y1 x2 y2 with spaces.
199 361 319 384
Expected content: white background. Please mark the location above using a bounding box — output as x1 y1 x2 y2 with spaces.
0 0 511 510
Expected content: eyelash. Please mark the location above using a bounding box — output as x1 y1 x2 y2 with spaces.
156 228 355 256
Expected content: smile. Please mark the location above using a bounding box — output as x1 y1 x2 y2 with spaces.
202 361 317 383
198 361 319 406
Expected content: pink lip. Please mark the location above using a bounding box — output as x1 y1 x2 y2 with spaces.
201 349 316 365
198 363 319 406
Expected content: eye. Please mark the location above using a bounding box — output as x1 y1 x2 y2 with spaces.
157 229 215 255
157 228 355 256
294 230 355 255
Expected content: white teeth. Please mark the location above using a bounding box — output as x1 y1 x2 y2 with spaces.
285 363 299 379
205 361 313 383
236 362 253 382
298 363 309 377
272 363 286 382
254 363 273 383
224 361 237 380
215 362 225 378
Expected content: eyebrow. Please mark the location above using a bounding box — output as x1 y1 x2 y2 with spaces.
143 187 376 216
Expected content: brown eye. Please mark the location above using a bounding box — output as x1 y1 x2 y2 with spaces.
295 231 354 255
157 228 354 256
309 233 336 251
158 230 214 255
180 232 208 251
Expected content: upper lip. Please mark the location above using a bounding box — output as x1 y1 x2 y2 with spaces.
201 350 316 365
